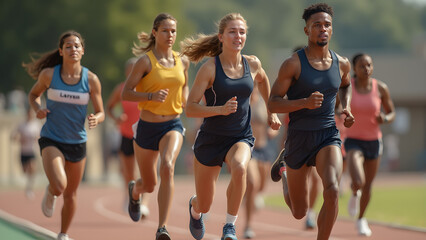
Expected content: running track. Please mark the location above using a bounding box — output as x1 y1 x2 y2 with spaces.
0 174 425 240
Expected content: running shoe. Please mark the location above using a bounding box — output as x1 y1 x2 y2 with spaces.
57 233 69 240
305 210 316 229
221 223 237 240
243 226 255 239
189 196 205 240
357 218 372 236
141 204 150 219
271 148 286 182
128 180 141 222
156 226 171 240
348 190 361 217
41 185 57 217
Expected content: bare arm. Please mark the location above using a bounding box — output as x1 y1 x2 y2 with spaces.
268 54 323 113
88 72 105 129
185 59 237 118
248 55 281 130
28 68 53 119
337 55 354 128
377 80 395 124
181 55 190 108
106 83 124 124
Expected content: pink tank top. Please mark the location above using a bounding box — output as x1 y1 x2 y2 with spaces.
346 78 382 140
119 83 140 138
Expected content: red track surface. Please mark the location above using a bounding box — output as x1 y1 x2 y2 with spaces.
0 174 425 240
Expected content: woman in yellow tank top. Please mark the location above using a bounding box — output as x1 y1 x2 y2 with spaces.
122 13 189 240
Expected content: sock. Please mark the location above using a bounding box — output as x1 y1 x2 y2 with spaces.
226 213 237 225
307 208 315 219
191 205 202 220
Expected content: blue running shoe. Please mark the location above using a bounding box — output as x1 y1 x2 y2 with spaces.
189 196 204 240
221 223 237 240
156 226 171 240
128 180 141 222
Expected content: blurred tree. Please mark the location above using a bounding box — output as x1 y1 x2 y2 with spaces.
0 0 424 96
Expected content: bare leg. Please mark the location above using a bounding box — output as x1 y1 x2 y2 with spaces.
315 145 342 240
60 158 86 234
157 131 183 228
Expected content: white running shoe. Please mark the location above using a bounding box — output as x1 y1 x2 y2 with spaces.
57 233 69 240
42 186 57 217
140 204 150 219
357 218 372 236
348 190 361 217
243 227 255 239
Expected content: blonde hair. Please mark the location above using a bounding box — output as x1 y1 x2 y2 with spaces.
23 31 84 79
181 13 247 63
132 13 177 56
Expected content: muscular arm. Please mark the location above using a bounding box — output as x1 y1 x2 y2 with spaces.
248 55 281 130
377 80 395 124
28 68 53 119
181 55 190 108
88 72 105 129
268 54 323 113
337 55 355 128
121 55 152 102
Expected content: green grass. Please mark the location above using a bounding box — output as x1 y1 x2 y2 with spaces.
265 185 426 228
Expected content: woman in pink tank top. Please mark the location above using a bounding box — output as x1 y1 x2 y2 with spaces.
106 58 150 219
345 53 395 236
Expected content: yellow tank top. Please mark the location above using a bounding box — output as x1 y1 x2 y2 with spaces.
136 50 185 115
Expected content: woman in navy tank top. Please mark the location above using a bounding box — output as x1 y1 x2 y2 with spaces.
24 31 105 240
181 13 281 240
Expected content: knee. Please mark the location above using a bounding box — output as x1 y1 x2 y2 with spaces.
50 180 67 196
291 208 308 220
323 183 339 203
352 179 365 191
231 162 246 180
159 159 175 180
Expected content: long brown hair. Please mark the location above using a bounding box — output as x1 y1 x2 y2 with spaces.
22 31 85 80
132 13 177 56
180 13 247 63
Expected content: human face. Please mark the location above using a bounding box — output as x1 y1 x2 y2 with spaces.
304 12 333 47
59 35 84 62
354 55 374 79
219 19 247 52
153 19 177 48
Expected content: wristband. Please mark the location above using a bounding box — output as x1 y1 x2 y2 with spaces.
148 93 152 101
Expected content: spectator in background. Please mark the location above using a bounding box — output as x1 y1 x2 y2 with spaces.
12 108 41 199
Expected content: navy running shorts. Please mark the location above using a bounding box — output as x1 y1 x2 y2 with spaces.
133 118 185 151
284 126 342 169
120 136 134 156
38 137 86 163
251 144 276 163
21 154 35 164
193 130 255 167
344 138 383 160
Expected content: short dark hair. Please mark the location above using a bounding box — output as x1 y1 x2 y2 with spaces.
302 3 334 22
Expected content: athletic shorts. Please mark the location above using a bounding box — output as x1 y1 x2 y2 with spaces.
344 138 383 160
251 144 276 163
120 136 134 156
284 126 341 169
38 137 86 163
21 154 35 164
193 130 255 167
133 118 185 151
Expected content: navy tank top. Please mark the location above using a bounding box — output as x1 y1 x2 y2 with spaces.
200 55 254 136
287 49 341 131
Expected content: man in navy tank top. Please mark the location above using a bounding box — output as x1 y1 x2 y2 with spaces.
268 3 355 240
